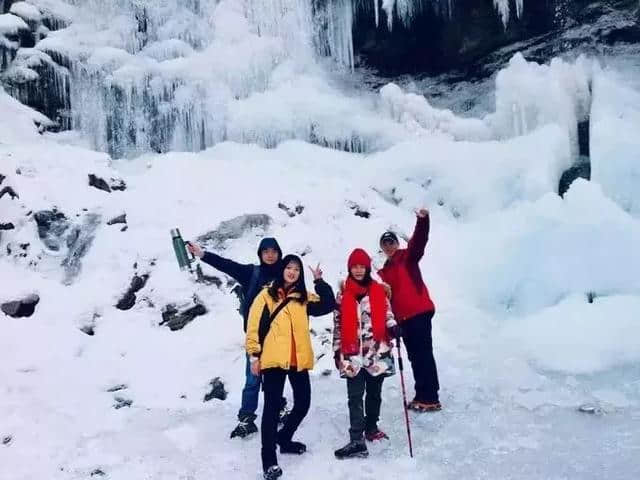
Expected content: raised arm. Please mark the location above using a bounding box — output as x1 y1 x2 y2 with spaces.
407 210 430 262
200 250 254 285
307 279 336 317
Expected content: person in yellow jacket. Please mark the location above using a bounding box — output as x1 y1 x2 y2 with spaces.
246 254 335 480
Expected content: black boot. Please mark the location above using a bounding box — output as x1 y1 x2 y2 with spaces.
278 439 306 454
263 465 283 480
334 440 369 459
230 414 258 439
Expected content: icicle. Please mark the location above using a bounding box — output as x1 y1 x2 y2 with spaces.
373 0 379 27
493 0 510 27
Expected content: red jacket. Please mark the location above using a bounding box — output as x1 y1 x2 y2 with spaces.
378 216 435 322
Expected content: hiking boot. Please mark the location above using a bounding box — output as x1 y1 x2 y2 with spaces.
277 438 306 454
263 465 283 480
230 417 258 439
334 440 369 459
408 400 442 412
365 429 389 442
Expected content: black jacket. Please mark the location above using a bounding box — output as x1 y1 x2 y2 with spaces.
201 237 282 331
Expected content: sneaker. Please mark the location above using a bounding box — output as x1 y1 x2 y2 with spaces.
365 429 389 442
334 440 369 459
408 400 442 412
277 438 306 454
263 465 283 480
229 418 258 439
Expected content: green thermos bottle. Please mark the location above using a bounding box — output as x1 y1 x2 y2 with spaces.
171 228 193 271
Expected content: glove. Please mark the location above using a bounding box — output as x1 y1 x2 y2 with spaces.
387 324 401 339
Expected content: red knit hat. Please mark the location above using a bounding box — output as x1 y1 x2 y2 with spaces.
347 248 371 270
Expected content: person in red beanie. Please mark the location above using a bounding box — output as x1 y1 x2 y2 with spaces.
378 208 441 413
333 248 400 459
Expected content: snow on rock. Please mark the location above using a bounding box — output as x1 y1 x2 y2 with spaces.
0 13 29 36
9 2 43 23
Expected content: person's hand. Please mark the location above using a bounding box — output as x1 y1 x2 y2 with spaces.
250 359 261 376
388 324 401 339
309 263 323 281
416 208 429 218
186 242 204 258
334 352 342 371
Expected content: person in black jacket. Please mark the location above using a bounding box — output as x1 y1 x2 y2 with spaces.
187 237 287 438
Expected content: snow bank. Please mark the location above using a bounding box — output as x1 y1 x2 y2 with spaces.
503 294 640 374
0 86 51 143
590 68 640 217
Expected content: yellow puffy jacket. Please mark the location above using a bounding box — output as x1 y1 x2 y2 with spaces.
246 279 335 371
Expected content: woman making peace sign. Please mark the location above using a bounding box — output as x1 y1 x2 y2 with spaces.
246 254 335 480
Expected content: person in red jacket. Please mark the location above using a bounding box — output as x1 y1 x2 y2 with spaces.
377 208 441 412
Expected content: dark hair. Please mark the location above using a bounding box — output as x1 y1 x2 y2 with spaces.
348 268 372 286
268 254 308 304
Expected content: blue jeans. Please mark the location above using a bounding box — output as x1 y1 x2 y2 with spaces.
238 354 261 420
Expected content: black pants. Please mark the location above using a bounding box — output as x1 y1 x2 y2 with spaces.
261 368 311 471
401 311 440 403
347 370 385 441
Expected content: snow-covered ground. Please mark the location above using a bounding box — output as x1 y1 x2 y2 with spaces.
2 1 640 479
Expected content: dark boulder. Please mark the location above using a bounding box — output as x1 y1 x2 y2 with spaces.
1 293 39 318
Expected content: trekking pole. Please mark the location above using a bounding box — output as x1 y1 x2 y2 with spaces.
397 337 414 458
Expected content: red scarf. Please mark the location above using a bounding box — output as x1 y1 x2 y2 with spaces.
340 277 388 355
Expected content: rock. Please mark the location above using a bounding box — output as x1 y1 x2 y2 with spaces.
278 203 304 218
347 201 371 219
61 213 100 285
88 174 111 192
2 435 12 445
113 396 132 409
559 156 591 197
90 469 106 477
79 324 95 336
196 214 271 250
110 178 127 191
203 377 227 402
578 403 603 415
106 384 127 393
0 186 19 200
199 273 222 287
0 174 5 185
160 300 207 331
33 209 69 251
107 213 126 226
120 225 128 232
115 274 149 311
374 187 402 206
0 222 15 230
1 294 39 318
